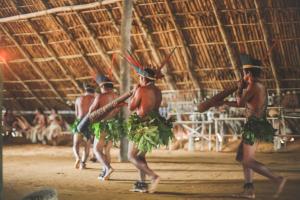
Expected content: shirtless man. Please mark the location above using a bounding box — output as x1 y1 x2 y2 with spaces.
72 83 95 169
89 75 121 181
128 68 172 193
220 65 286 199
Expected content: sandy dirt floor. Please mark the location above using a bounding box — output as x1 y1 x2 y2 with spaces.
3 144 300 200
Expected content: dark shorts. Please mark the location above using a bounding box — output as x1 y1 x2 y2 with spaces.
71 118 93 139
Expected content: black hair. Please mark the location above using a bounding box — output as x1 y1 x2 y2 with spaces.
144 68 156 83
244 67 262 78
102 83 114 89
36 108 44 114
85 87 95 93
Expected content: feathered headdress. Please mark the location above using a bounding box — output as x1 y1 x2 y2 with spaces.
121 47 177 80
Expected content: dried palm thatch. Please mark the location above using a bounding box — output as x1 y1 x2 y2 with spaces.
0 0 300 111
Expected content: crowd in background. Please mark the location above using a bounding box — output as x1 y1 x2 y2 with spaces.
2 107 70 145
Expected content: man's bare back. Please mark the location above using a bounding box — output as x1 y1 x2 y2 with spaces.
130 84 162 118
89 91 120 120
76 94 95 119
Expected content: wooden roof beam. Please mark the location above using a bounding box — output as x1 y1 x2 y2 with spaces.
254 0 281 95
0 25 68 106
133 4 177 90
0 61 48 108
0 0 122 23
209 0 241 81
11 1 84 94
164 0 203 98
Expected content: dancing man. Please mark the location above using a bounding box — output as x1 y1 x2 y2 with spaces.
220 65 286 199
89 75 123 181
72 83 95 169
127 68 173 193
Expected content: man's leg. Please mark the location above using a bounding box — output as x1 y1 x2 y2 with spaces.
72 134 81 169
233 142 256 199
104 140 113 166
242 143 286 198
128 142 159 193
89 135 97 162
137 153 147 182
80 138 91 169
93 134 113 180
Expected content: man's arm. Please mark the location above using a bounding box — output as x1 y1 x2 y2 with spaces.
222 101 239 107
88 94 100 114
236 84 255 107
129 87 142 111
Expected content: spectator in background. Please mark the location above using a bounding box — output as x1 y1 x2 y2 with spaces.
27 108 47 143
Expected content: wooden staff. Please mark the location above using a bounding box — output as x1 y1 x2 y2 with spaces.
77 89 134 134
198 85 238 112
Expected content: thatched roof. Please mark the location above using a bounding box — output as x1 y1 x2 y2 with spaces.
1 0 300 111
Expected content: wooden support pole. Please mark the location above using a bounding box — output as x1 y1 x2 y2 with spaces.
119 0 134 162
0 59 3 200
209 0 241 81
0 25 67 106
165 0 203 96
11 1 84 94
0 61 48 108
133 4 177 90
254 0 281 95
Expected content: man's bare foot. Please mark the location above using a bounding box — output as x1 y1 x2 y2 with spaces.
149 176 160 193
74 159 80 169
274 177 287 198
102 168 114 181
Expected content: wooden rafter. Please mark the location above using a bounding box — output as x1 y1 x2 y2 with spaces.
0 0 122 23
209 0 241 81
133 4 177 90
105 5 120 34
11 1 84 94
164 0 202 96
0 61 48 108
72 11 121 83
254 0 281 95
40 1 99 77
0 25 68 106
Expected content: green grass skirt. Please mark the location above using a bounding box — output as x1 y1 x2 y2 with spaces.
92 118 124 144
242 116 277 145
126 112 173 153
